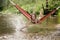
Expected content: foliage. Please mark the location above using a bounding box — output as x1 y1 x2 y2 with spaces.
49 0 60 10
11 0 45 15
0 0 10 11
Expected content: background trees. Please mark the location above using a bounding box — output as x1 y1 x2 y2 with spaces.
0 0 9 11
0 0 60 14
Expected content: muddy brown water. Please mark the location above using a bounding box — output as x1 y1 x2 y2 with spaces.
0 14 59 40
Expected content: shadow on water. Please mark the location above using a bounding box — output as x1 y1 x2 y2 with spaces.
22 16 60 40
0 14 16 36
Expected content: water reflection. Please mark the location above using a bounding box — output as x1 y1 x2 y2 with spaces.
0 14 59 40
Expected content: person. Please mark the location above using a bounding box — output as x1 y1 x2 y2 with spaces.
31 13 37 24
